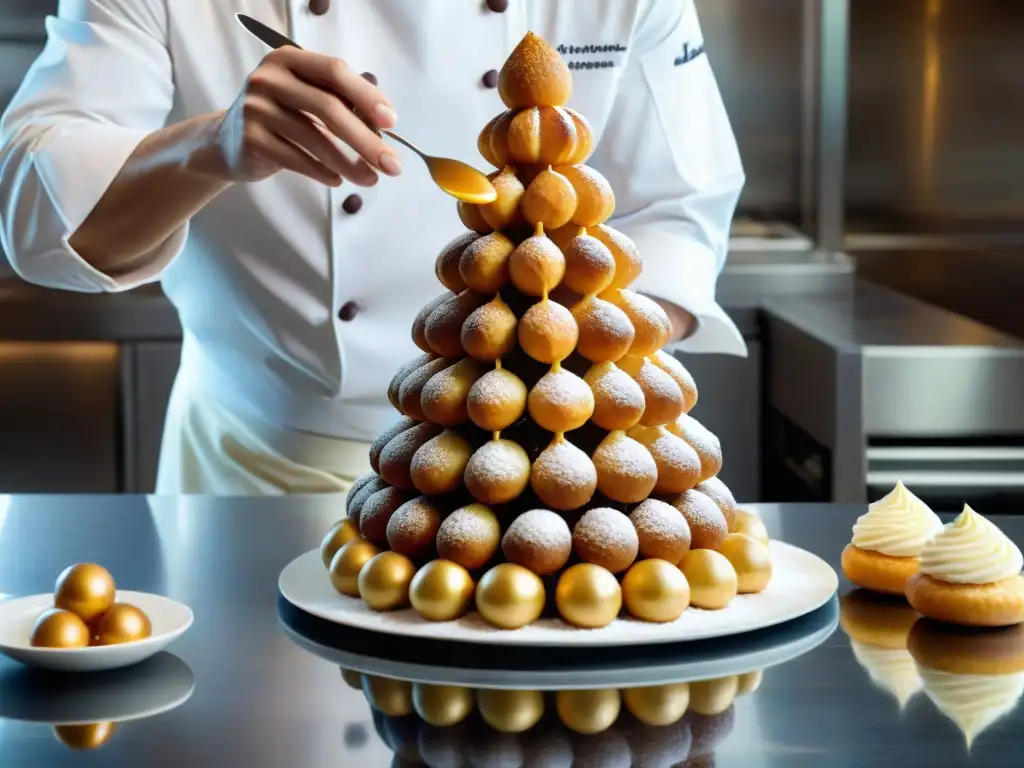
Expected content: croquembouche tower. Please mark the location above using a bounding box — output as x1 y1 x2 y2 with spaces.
320 32 773 630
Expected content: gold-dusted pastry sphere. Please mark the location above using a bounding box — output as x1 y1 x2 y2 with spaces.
329 538 380 597
477 688 545 733
340 667 364 690
732 509 770 545
475 563 546 630
93 604 152 646
413 683 475 727
622 559 691 623
622 682 690 726
30 608 91 649
555 562 622 628
320 519 359 569
53 722 118 751
737 669 763 695
363 674 414 717
689 675 739 716
54 563 116 623
681 550 738 610
358 551 416 611
409 559 476 621
555 689 621 734
717 533 772 594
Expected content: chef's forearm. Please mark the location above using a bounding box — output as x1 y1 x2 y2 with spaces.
68 112 232 275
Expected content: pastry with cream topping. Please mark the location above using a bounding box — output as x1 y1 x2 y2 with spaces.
841 480 943 595
905 504 1024 627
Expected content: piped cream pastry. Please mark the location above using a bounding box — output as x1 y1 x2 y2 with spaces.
841 480 943 595
906 505 1024 627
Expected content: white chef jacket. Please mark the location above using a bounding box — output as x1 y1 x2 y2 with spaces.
0 0 746 445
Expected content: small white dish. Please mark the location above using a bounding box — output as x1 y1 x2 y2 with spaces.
0 591 193 673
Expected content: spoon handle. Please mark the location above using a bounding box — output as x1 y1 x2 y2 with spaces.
379 129 424 158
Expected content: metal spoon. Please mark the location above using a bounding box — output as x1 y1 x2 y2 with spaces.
235 14 496 204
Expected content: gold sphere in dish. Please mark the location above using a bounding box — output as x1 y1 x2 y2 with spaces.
363 674 414 717
320 519 359 569
30 608 91 649
555 563 622 628
737 669 763 695
329 538 381 597
53 722 118 751
93 603 152 646
340 667 364 690
54 563 116 623
409 559 476 621
680 550 738 610
413 683 475 727
475 563 546 629
477 688 545 733
622 683 690 726
358 551 416 611
688 676 739 716
732 508 770 545
555 689 621 735
716 533 773 594
622 559 691 623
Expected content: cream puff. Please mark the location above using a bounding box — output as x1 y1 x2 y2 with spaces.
906 505 1024 627
841 480 943 596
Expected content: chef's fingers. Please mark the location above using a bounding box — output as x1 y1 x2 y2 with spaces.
271 48 397 130
252 65 400 176
248 123 343 187
268 108 379 187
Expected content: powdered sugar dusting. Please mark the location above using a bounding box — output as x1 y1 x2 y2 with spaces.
437 505 500 552
573 507 639 569
529 368 594 426
575 297 635 354
461 299 518 360
503 509 572 552
630 498 691 550
562 234 616 294
465 440 531 503
588 363 646 410
594 434 657 481
386 497 441 543
533 440 597 487
636 361 684 425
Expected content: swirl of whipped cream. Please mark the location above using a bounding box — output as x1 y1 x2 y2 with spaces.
920 505 1024 584
919 667 1024 748
851 480 943 557
850 640 922 709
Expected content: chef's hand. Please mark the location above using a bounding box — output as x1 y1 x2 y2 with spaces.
212 47 400 188
650 298 696 342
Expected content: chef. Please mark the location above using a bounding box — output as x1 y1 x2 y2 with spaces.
0 0 745 495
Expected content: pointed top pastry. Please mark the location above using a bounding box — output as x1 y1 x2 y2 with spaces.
498 32 572 109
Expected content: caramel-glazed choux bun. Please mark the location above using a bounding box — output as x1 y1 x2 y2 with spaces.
617 355 685 427
467 366 528 431
412 292 452 353
347 475 387 524
668 489 728 551
386 496 442 558
509 225 566 297
464 438 532 505
369 416 418 474
630 498 692 564
606 289 671 358
461 294 518 362
530 437 598 511
458 200 493 234
522 166 578 230
592 430 658 504
398 357 451 420
591 224 642 289
435 231 476 293
573 507 640 574
498 31 573 109
502 508 573 575
563 108 594 164
651 350 699 413
459 232 514 293
478 112 504 167
378 420 443 491
572 296 636 363
561 229 617 295
584 361 646 431
346 472 377 515
425 290 488 358
410 429 472 496
528 366 595 433
388 352 433 411
479 167 525 231
627 424 702 494
483 110 514 168
507 106 578 165
518 299 579 364
557 165 615 227
694 476 738 531
668 414 724 483
435 503 502 570
359 485 405 544
420 357 485 426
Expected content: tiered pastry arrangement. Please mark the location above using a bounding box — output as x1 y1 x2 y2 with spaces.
343 666 757 766
319 32 773 631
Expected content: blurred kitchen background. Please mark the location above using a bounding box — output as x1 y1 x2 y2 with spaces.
0 0 1022 509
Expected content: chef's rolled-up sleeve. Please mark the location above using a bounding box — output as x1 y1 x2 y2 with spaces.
0 0 183 293
589 0 747 356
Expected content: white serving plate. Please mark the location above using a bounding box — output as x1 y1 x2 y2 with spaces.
0 591 193 673
278 540 838 647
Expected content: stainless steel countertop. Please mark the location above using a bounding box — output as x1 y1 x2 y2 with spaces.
0 496 1020 766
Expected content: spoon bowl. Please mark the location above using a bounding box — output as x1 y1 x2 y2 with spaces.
381 129 496 204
